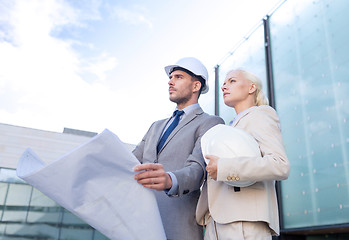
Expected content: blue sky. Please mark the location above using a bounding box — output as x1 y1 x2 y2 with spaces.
0 0 281 144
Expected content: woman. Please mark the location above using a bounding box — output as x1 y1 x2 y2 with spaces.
196 69 290 240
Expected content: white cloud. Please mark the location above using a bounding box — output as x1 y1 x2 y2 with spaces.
110 5 153 29
0 0 131 139
81 52 118 82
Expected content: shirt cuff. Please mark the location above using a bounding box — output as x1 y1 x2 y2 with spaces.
164 172 179 196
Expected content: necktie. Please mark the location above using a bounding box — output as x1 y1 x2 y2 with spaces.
157 110 184 153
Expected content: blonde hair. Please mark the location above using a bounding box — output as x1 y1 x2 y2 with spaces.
229 69 269 106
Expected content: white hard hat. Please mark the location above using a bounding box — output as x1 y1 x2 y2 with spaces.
164 57 209 94
201 124 260 187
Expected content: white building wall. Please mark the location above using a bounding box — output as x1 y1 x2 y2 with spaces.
0 123 135 169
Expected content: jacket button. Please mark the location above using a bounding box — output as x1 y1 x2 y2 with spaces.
235 176 240 181
227 176 232 181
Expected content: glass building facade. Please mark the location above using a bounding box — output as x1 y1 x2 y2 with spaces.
215 0 349 238
0 168 109 240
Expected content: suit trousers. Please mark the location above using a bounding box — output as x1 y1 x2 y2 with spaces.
204 219 272 240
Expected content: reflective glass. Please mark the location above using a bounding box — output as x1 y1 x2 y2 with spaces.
218 24 267 124
0 168 106 239
62 210 86 225
27 210 62 224
0 183 8 205
2 210 27 222
30 188 58 207
94 231 110 240
200 69 217 115
5 184 32 206
60 228 93 240
270 0 349 229
0 223 5 234
3 223 59 238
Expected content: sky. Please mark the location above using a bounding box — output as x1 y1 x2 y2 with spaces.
0 0 282 144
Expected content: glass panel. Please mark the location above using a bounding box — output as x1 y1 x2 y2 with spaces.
5 184 32 206
93 230 110 240
270 0 349 229
0 223 5 234
200 69 217 116
218 24 267 124
27 210 62 224
3 223 59 239
30 188 58 207
0 182 8 205
60 227 93 240
2 210 27 222
0 180 102 239
62 210 86 225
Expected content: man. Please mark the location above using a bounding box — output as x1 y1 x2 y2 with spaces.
133 57 224 240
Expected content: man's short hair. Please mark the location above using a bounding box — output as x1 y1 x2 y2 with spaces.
170 67 206 94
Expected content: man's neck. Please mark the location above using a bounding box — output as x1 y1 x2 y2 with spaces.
177 100 199 110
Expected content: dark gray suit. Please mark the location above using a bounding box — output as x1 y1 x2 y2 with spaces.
133 106 224 240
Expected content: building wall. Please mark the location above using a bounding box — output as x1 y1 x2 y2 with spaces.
270 0 349 232
0 123 94 169
215 0 349 238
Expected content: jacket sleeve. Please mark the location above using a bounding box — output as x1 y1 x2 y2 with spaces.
173 116 225 197
217 107 290 183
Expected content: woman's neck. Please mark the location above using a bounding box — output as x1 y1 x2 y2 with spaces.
234 101 256 115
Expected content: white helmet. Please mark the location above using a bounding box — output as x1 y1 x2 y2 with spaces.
164 57 209 94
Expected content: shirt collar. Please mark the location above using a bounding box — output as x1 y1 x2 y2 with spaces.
175 103 200 117
230 106 257 125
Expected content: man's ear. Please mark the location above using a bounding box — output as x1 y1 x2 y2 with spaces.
193 80 201 93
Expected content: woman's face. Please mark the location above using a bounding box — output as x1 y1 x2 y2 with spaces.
221 70 253 108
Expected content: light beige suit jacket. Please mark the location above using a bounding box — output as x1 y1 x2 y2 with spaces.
196 105 290 236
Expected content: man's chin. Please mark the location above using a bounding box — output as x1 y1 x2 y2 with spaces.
169 97 177 104
169 95 181 104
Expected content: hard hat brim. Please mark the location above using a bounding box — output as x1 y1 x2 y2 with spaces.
164 64 209 94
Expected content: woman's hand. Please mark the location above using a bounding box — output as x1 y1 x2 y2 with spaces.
205 155 219 180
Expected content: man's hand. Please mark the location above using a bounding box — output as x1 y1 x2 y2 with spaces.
205 155 219 180
134 163 172 191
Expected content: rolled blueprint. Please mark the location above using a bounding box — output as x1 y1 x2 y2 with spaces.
17 129 166 240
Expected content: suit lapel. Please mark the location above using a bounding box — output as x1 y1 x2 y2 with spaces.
155 118 172 147
231 106 256 127
157 107 203 154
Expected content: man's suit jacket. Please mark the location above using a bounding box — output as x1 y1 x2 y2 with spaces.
133 106 224 240
196 105 290 236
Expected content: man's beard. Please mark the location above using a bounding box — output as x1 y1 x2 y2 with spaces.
170 94 191 106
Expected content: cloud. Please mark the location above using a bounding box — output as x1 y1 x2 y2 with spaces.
0 0 121 134
109 5 153 29
80 52 118 83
